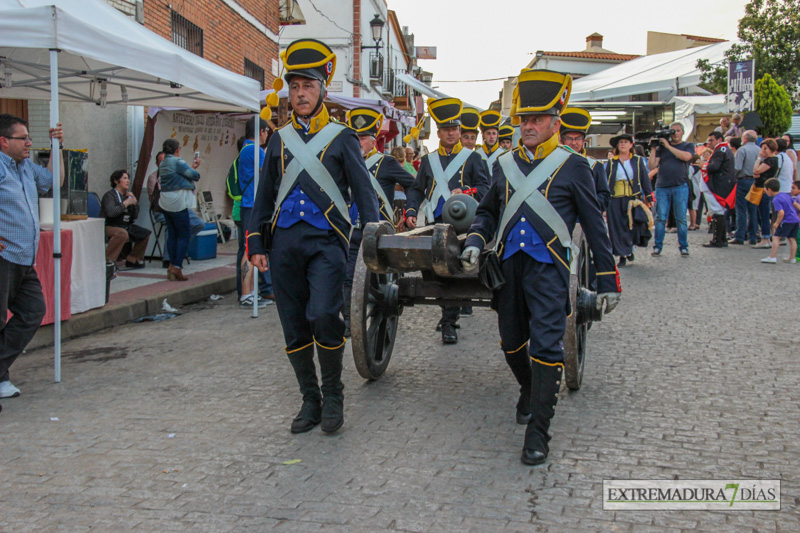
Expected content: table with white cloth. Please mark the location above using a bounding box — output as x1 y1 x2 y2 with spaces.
41 218 107 314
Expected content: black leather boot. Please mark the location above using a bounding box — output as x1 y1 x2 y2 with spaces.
521 360 563 466
287 345 322 434
504 350 532 425
716 214 728 247
317 343 345 433
703 216 719 247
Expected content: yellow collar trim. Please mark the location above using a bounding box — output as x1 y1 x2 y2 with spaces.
292 105 331 135
438 141 463 156
517 134 558 163
482 142 500 156
364 147 379 159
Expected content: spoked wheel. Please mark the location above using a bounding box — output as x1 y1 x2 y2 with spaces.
351 245 402 380
564 225 597 390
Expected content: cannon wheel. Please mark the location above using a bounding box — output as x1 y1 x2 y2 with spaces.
351 245 402 380
564 226 590 390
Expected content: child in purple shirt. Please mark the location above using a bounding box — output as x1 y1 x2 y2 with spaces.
761 178 799 264
792 180 800 261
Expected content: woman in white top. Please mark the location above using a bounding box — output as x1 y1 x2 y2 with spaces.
604 134 653 267
776 138 796 192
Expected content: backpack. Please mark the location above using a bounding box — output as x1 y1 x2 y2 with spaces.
226 151 242 201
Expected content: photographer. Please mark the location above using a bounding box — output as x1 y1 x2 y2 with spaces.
648 123 694 257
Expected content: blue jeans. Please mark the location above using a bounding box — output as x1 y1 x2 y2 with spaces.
654 183 689 251
758 193 772 239
163 208 191 269
154 210 205 261
238 207 272 297
734 178 758 243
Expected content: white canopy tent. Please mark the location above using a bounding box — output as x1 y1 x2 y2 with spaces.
0 0 262 382
669 95 727 142
570 41 734 102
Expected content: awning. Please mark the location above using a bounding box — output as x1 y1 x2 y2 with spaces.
669 95 727 141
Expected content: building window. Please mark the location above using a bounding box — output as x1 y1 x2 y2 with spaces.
244 59 265 90
171 10 203 57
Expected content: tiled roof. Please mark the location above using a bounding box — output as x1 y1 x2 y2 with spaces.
540 51 641 61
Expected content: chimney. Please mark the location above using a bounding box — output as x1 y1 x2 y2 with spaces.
586 32 603 50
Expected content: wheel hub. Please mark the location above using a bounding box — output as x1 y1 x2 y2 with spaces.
575 287 602 325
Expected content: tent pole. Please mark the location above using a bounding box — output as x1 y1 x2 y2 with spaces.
252 112 259 318
50 49 62 383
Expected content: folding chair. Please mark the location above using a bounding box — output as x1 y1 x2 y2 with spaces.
148 209 165 263
197 190 227 243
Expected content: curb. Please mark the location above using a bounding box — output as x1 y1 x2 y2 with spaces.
28 273 237 351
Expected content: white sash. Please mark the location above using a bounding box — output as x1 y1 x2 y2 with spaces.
486 147 505 175
496 148 578 268
421 149 472 220
276 123 350 225
365 153 392 217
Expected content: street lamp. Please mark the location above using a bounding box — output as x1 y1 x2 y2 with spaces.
361 14 384 50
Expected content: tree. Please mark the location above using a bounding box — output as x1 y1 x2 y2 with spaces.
754 73 793 137
697 0 800 106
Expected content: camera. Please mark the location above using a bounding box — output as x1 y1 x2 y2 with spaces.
649 128 676 147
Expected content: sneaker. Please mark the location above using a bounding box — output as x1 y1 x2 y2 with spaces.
760 257 777 264
256 295 274 305
680 248 690 257
728 239 744 245
0 380 21 398
240 295 268 308
752 242 771 249
125 260 146 269
783 257 797 264
651 248 662 257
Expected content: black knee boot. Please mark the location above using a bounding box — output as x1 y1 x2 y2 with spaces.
317 343 345 433
504 350 532 425
704 215 719 247
716 214 729 247
521 360 563 465
287 345 322 434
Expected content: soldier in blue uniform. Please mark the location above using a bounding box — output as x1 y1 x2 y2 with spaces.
460 70 621 465
559 107 611 211
342 107 415 337
405 97 490 344
498 124 515 151
459 107 481 150
248 39 380 434
478 110 506 177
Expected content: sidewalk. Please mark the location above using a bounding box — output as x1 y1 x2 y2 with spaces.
29 239 240 350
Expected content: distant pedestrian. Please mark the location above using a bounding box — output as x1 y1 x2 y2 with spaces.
760 178 798 264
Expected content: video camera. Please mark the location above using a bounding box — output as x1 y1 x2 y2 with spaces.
649 128 676 148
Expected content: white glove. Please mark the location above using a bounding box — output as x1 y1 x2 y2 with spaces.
460 246 481 271
596 292 621 314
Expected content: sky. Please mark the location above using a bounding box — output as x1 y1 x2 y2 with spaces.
388 0 751 148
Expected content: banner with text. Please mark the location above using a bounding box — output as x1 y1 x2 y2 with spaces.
727 60 755 113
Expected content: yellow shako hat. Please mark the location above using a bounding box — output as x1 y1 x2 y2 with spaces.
510 69 572 125
479 110 502 132
347 107 384 137
459 107 480 132
498 124 515 141
281 39 337 86
428 97 463 127
560 107 592 135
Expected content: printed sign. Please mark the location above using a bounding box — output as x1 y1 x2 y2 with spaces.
728 60 755 113
415 46 437 60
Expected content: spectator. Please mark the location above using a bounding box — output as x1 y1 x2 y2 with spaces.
0 114 64 399
752 139 780 248
235 117 273 307
390 146 406 164
760 178 798 264
404 147 417 176
688 153 705 230
730 130 760 245
729 137 742 152
775 138 795 193
158 138 201 281
100 169 151 268
714 116 731 134
793 180 800 261
726 113 743 138
648 122 694 256
782 133 798 180
146 152 206 269
701 131 736 248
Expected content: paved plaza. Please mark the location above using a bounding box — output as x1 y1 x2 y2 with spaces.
1 230 799 532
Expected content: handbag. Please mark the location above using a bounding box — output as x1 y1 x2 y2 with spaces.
478 249 505 291
745 185 764 205
632 205 648 224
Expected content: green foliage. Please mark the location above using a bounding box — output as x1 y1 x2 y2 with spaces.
754 73 793 137
696 0 800 107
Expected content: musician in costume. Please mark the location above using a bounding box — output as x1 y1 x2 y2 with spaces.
559 107 610 211
248 39 380 435
342 107 415 336
498 124 515 151
460 70 620 466
405 97 490 344
604 134 653 266
479 110 505 177
459 107 481 150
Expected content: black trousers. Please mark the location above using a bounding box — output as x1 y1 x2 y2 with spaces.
343 228 363 296
270 222 347 351
495 253 567 364
0 257 46 382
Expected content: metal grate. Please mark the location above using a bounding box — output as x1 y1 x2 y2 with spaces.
244 59 265 90
171 10 203 57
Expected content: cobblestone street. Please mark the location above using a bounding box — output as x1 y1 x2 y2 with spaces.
2 230 799 532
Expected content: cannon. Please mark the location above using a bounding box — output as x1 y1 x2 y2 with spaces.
350 197 603 390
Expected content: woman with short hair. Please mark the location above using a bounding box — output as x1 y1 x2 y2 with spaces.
100 169 151 268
